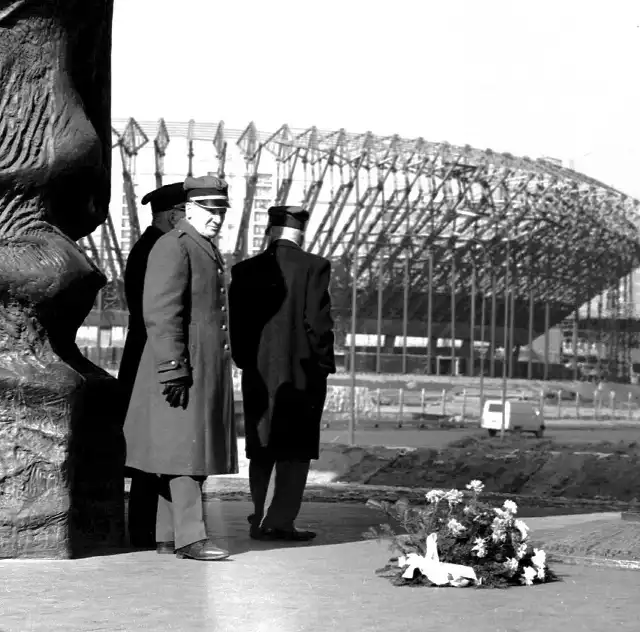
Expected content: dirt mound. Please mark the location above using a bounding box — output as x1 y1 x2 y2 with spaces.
363 435 640 502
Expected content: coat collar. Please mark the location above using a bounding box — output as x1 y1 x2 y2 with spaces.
268 238 302 251
175 219 225 269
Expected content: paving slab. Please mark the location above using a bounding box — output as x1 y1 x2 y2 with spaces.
1 503 640 632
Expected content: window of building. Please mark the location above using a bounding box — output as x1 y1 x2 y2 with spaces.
253 237 262 248
255 212 267 222
253 225 264 235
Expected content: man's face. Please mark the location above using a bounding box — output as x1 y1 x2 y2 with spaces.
186 202 227 239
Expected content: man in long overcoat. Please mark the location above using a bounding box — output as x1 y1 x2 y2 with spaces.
124 175 238 561
228 206 336 541
118 182 186 549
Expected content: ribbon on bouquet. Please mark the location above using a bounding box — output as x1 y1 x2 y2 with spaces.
398 533 478 587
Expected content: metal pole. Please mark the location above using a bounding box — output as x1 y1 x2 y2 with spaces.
528 287 534 380
376 247 384 374
509 288 516 379
96 287 103 368
500 237 510 441
469 263 476 377
349 164 360 447
426 251 433 374
402 251 409 374
450 248 456 376
490 271 497 378
479 281 486 412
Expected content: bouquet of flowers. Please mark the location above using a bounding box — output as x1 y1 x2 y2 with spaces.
366 480 559 589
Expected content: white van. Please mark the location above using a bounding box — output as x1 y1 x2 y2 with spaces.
480 399 545 438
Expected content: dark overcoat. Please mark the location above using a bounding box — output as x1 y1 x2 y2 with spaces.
228 240 336 461
118 226 164 403
123 219 238 476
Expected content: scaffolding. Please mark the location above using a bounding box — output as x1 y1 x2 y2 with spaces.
92 117 640 381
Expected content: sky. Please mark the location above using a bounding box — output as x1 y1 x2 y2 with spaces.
112 0 640 198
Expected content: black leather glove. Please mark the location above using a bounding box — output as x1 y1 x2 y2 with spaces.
162 377 191 409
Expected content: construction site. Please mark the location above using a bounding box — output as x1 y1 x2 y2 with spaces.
79 117 640 384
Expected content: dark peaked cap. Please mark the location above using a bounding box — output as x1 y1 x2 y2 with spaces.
140 182 186 214
184 175 230 208
268 206 310 230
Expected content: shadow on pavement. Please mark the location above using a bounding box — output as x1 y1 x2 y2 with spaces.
204 500 385 556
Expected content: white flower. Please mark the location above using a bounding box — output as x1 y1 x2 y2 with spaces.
515 543 528 559
536 566 546 580
466 480 485 494
471 537 487 558
463 505 474 515
521 566 537 586
531 548 546 569
514 519 530 540
494 508 510 519
502 500 518 515
444 490 464 506
503 557 519 575
490 518 507 542
491 529 506 543
447 518 465 536
425 489 446 504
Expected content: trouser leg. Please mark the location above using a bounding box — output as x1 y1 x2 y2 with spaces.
155 476 174 543
128 469 159 546
248 454 275 526
167 475 208 550
262 460 311 531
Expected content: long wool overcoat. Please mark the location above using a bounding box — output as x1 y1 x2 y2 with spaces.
118 226 164 403
228 240 336 461
123 219 238 476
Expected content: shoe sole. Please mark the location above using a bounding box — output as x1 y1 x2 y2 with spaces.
175 552 230 561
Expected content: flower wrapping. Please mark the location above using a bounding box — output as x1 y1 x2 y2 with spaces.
398 533 478 587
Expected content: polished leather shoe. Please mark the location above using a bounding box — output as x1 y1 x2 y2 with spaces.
175 539 230 561
156 541 175 555
247 514 265 540
257 527 317 542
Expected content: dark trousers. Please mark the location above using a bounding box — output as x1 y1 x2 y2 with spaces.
156 475 208 550
127 469 159 546
249 452 310 531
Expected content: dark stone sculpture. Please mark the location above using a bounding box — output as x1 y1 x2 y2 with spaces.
0 1 124 558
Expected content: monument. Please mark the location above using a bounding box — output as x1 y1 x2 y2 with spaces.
0 1 124 557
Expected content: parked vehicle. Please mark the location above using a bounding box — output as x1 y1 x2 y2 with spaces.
480 399 545 438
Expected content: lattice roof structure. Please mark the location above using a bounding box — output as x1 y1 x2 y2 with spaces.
109 117 640 339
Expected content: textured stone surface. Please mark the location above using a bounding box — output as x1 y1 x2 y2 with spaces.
0 1 123 558
0 368 125 558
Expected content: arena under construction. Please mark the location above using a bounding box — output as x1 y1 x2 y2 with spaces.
83 117 640 383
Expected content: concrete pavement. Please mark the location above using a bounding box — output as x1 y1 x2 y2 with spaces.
1 502 639 632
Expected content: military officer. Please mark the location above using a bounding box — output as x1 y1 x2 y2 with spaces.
123 175 238 561
119 182 186 549
228 206 336 541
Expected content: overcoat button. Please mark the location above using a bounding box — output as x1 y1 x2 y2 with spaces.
221 325 228 331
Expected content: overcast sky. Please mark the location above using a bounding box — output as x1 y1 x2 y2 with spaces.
112 0 640 197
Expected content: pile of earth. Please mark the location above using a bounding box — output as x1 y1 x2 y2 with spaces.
347 434 640 503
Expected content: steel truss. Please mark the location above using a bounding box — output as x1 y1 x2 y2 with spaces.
95 118 640 380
